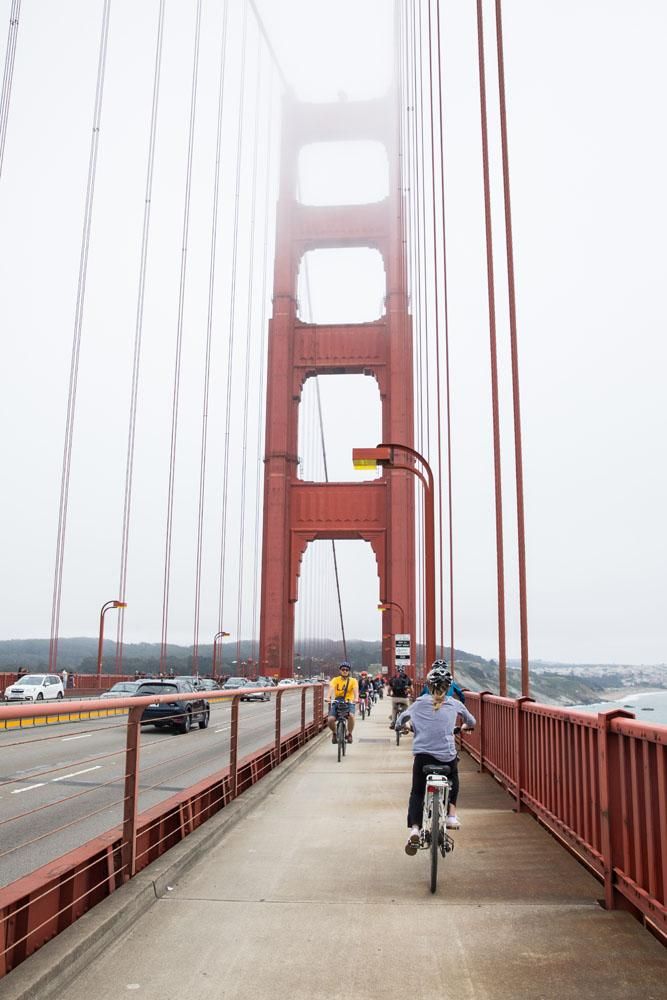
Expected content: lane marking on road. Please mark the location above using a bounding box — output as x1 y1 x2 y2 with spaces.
61 734 92 741
11 783 46 794
51 765 102 782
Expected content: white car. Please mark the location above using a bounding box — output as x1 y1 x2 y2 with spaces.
4 673 65 702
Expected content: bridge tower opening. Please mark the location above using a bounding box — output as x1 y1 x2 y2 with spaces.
259 88 416 678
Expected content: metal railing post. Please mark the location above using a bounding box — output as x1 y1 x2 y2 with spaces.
476 691 493 773
121 705 142 881
597 708 634 910
512 696 533 813
275 689 283 763
300 686 307 742
229 695 240 799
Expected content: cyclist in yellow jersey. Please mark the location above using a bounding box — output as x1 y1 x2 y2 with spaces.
327 662 358 743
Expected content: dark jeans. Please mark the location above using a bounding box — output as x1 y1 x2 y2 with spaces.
407 753 459 828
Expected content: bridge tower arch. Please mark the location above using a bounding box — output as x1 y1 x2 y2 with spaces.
259 92 415 677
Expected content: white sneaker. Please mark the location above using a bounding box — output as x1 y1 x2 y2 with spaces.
445 814 461 829
404 828 420 856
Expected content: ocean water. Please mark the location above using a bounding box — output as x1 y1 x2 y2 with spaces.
571 691 667 726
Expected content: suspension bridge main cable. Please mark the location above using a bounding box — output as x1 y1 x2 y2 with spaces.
49 0 113 673
160 0 204 672
0 0 21 179
115 0 167 671
192 0 230 674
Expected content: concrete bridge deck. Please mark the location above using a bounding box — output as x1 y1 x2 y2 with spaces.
4 707 667 1000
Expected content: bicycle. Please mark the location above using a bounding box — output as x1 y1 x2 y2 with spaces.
332 698 351 762
391 698 409 744
407 725 462 893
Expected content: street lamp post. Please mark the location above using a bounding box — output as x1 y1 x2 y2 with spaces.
97 601 127 682
354 444 436 673
212 631 230 679
377 600 405 632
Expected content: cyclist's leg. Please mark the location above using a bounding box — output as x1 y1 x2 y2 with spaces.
445 759 461 824
327 703 337 742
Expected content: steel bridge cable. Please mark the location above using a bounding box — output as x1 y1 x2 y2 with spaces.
160 0 204 672
433 0 456 670
192 0 230 673
476 0 507 694
495 0 530 695
115 0 167 671
299 232 348 665
0 0 20 179
426 0 446 661
236 33 263 669
218 0 249 635
251 73 277 665
49 0 113 673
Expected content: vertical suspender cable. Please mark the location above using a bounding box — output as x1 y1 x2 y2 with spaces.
218 0 249 633
235 36 262 669
160 0 204 672
116 0 167 670
251 74 276 665
0 0 21 179
476 0 507 695
495 0 529 695
49 0 112 673
427 0 445 662
192 0 230 673
434 0 456 671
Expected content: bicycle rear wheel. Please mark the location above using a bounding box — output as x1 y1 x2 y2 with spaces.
360 700 365 720
430 789 440 893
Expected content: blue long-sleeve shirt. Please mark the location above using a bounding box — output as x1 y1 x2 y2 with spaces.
396 694 476 762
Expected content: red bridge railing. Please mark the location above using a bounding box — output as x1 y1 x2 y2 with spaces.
0 684 327 979
462 692 667 939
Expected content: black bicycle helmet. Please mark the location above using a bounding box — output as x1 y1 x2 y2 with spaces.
339 661 351 671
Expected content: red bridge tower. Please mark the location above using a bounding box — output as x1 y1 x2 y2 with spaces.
259 91 416 677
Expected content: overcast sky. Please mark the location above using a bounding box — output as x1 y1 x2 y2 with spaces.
0 1 665 666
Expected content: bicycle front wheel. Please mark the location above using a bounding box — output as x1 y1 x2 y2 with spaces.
430 789 440 893
337 719 345 762
360 700 365 720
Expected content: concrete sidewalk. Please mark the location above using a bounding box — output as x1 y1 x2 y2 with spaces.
15 705 667 999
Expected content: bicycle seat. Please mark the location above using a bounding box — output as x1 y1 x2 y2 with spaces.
422 763 452 777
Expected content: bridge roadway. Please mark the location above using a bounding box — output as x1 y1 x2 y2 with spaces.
3 708 667 1000
0 695 310 887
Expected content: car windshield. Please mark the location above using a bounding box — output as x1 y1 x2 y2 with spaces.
109 683 137 693
136 684 178 696
16 675 44 686
224 678 245 685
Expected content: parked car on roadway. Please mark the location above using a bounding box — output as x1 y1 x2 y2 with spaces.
100 681 142 700
221 677 248 690
4 674 64 702
135 679 209 734
240 680 271 702
256 676 276 687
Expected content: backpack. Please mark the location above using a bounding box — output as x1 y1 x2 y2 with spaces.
391 674 409 697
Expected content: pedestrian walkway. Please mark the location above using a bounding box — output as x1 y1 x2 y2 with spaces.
26 704 667 998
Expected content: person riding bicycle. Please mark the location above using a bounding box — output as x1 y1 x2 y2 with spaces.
396 660 476 855
388 665 413 729
420 667 466 704
328 662 358 744
358 671 372 701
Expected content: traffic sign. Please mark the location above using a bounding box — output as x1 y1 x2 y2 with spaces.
394 633 411 667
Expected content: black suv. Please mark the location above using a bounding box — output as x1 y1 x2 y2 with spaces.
136 679 210 734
